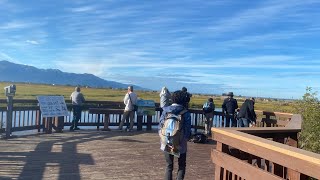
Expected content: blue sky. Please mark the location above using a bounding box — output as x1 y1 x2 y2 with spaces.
0 0 320 99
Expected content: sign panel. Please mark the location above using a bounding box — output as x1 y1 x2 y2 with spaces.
37 96 69 117
136 100 155 116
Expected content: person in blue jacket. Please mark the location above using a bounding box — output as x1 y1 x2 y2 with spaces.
158 90 191 180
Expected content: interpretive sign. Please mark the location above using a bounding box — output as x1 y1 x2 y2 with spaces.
136 100 155 116
37 96 69 117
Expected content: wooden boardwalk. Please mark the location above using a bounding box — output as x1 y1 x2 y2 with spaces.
0 130 215 180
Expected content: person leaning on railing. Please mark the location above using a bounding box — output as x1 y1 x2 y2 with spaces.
70 87 85 131
237 97 257 127
202 98 215 136
118 86 138 132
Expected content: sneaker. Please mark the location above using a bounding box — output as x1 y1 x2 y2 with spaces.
74 127 80 130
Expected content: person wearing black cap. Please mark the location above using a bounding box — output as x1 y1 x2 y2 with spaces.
222 92 238 127
181 87 192 109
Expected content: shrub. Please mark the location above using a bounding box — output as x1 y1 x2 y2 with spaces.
297 87 320 154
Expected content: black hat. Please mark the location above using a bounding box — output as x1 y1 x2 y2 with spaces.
227 92 234 97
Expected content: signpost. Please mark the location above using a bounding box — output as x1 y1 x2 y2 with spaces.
136 100 155 116
37 96 69 117
37 96 68 133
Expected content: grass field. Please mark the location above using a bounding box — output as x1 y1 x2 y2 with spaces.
0 82 298 113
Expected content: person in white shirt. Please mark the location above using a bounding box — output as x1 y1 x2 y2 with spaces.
118 86 138 131
70 87 85 131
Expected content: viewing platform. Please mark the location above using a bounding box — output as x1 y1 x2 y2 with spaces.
0 130 215 180
1 99 320 179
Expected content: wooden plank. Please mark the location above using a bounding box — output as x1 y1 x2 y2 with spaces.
261 118 288 127
236 127 301 134
12 125 41 131
212 128 320 178
211 149 283 180
285 114 302 129
287 169 300 180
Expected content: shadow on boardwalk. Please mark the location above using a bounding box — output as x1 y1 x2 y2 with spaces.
0 130 215 180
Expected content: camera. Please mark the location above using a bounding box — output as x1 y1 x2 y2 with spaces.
4 84 16 96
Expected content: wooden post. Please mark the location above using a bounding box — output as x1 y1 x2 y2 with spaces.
286 133 299 179
137 115 143 131
214 142 223 180
53 116 64 133
194 113 198 133
213 142 229 180
45 117 53 134
5 96 13 138
102 113 110 131
36 110 41 132
97 114 100 130
146 115 152 131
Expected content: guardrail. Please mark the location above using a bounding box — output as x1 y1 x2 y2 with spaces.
211 114 320 180
0 99 293 135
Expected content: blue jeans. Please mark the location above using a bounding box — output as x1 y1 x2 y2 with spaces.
238 118 250 127
164 152 186 180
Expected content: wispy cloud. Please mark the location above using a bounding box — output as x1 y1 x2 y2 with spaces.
1 1 319 98
67 5 97 13
0 52 13 60
26 40 39 45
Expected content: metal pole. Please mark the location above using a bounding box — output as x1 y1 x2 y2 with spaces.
6 96 13 138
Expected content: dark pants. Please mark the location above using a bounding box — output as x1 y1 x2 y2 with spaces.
164 152 186 180
71 105 82 129
225 114 236 127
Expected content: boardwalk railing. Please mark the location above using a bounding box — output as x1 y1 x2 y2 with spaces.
1 99 293 135
211 114 320 180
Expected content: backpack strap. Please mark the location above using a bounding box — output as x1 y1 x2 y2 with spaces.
179 109 188 115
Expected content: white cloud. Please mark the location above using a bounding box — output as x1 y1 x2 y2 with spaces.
26 40 39 45
0 52 13 60
68 5 97 13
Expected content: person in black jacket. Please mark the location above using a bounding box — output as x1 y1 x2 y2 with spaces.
237 98 257 127
222 92 238 127
181 87 192 109
202 98 215 135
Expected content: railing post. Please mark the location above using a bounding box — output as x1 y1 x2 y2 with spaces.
5 96 13 138
213 142 229 180
102 113 110 131
194 113 198 133
97 114 100 130
53 116 64 133
137 115 143 131
147 115 152 131
44 117 53 134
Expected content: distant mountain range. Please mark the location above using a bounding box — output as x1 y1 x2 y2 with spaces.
0 60 144 90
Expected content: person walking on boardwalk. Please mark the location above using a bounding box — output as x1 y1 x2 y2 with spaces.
118 86 138 132
202 98 215 135
181 87 192 109
222 92 238 127
158 90 191 180
237 97 256 127
160 86 172 108
70 86 85 131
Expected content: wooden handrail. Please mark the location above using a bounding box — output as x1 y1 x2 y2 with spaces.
211 114 320 179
